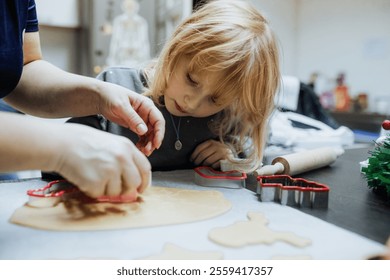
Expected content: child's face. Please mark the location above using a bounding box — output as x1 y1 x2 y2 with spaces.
164 57 227 118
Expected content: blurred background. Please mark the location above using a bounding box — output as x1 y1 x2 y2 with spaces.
4 0 389 180
34 0 389 137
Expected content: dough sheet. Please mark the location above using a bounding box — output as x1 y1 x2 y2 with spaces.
10 186 232 231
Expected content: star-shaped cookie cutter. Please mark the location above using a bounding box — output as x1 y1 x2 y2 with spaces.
257 175 329 208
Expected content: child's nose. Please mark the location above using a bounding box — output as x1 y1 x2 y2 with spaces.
184 95 202 111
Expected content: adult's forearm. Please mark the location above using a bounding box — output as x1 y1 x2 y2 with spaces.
0 112 61 172
0 111 152 198
4 60 103 118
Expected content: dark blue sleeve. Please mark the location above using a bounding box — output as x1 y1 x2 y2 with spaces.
26 0 39 32
0 0 39 98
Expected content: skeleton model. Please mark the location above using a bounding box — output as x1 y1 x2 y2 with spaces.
106 0 150 67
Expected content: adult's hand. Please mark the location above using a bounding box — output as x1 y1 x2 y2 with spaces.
98 82 165 156
54 123 151 199
0 113 151 199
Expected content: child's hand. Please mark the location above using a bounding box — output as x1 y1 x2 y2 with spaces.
191 140 233 169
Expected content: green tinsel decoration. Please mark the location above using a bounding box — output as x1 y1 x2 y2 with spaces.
361 134 390 198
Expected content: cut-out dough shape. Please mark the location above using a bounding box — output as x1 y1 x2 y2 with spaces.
141 243 223 260
208 212 311 248
10 186 231 231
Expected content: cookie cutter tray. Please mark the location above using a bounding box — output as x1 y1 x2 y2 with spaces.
257 175 329 208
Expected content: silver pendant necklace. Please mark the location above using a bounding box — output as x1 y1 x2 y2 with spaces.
169 114 182 151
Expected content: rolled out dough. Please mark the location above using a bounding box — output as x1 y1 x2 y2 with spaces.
208 212 311 248
10 186 231 231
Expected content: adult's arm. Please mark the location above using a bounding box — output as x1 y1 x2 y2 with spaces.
4 32 165 153
0 112 150 198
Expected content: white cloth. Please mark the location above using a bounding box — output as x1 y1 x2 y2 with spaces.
267 111 354 150
275 76 300 111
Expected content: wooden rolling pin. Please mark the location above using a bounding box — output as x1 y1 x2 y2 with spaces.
255 146 344 176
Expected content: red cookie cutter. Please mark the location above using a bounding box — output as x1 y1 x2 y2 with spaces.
194 166 247 188
27 180 137 207
257 175 329 208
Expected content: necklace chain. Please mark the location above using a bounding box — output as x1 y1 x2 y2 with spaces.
169 114 182 151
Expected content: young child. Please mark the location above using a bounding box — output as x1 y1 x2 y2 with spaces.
69 0 280 172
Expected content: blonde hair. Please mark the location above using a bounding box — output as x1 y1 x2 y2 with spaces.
145 0 280 171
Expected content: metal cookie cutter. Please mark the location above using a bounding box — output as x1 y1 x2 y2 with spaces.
27 180 137 207
194 166 247 188
257 175 329 208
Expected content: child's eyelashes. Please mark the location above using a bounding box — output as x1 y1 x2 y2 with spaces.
209 96 217 104
185 72 221 106
186 73 199 87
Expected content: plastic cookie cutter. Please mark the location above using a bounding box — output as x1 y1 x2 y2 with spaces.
27 180 78 207
257 175 329 208
194 166 247 189
27 180 137 208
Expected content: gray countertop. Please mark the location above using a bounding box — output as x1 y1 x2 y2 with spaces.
0 169 386 260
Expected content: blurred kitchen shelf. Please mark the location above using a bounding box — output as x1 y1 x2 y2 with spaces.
330 111 388 133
